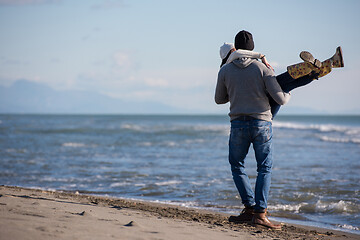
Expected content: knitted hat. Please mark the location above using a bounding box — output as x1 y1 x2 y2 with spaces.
234 30 254 51
219 43 235 60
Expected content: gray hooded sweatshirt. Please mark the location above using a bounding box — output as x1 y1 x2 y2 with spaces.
215 58 290 122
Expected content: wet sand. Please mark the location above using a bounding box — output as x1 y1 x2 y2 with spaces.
0 185 358 240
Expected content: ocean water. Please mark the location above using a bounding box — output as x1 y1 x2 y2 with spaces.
0 114 359 234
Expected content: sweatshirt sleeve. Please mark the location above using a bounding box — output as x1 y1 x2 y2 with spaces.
263 71 291 105
215 68 229 104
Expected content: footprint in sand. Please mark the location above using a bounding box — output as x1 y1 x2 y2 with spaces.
70 211 88 216
124 221 140 227
77 211 86 216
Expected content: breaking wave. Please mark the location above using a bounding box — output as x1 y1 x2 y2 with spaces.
274 121 360 145
319 136 360 144
270 200 359 214
62 142 87 148
273 122 360 134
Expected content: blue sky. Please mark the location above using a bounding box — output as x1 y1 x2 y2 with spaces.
1 0 360 114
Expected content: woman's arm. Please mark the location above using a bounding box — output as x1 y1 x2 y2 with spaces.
261 56 274 71
226 49 274 71
226 49 262 63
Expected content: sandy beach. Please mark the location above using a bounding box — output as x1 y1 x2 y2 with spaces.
0 186 358 240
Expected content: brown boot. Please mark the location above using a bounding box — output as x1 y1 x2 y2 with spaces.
317 46 344 78
330 46 344 68
287 61 316 79
287 46 344 79
300 51 322 68
252 210 282 230
229 206 254 223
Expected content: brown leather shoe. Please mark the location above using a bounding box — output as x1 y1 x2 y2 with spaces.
229 206 254 223
252 210 282 230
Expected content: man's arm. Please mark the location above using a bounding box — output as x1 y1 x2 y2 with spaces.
264 74 291 105
215 69 229 104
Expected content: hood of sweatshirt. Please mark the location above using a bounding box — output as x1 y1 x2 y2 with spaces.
232 58 256 69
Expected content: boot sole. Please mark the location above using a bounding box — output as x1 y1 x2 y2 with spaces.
229 220 252 224
337 46 344 67
300 51 322 68
228 217 252 224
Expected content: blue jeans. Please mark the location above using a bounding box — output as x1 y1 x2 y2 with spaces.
229 119 273 212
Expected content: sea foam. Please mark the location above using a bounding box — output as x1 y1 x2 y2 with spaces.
318 136 360 144
155 180 182 186
62 142 86 148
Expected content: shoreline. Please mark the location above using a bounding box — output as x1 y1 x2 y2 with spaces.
0 185 359 240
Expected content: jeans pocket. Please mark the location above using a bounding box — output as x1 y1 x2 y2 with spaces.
253 125 272 143
230 127 245 146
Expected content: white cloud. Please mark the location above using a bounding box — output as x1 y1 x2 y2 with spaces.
94 65 219 112
138 67 217 90
113 51 131 68
269 61 281 69
112 51 138 75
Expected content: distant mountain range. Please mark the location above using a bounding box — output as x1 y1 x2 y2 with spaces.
1 80 357 115
0 80 180 114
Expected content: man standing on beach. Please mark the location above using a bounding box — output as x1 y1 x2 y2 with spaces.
215 30 290 229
